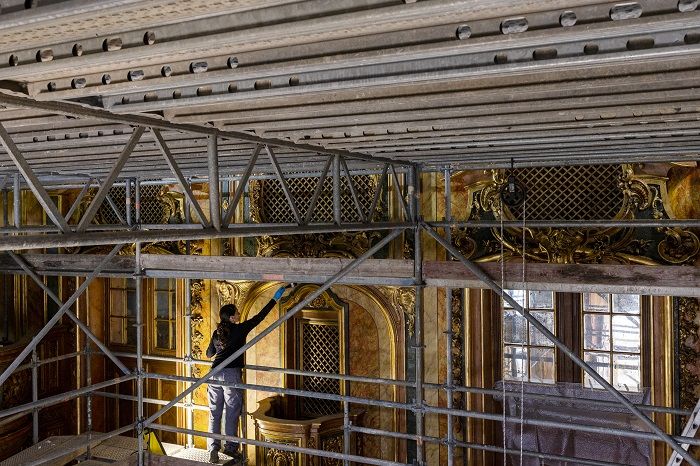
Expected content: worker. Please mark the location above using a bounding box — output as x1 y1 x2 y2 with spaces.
206 283 293 464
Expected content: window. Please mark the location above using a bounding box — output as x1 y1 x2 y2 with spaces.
502 290 555 383
582 293 641 391
108 278 137 346
501 290 643 391
154 278 176 351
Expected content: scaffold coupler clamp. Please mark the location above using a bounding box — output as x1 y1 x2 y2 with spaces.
135 417 146 436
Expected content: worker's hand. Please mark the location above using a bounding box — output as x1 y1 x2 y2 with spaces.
273 285 288 301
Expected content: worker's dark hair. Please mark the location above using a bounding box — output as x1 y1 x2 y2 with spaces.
216 304 237 347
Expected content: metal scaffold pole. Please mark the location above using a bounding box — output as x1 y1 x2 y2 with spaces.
31 348 38 444
411 165 425 465
444 168 456 466
135 176 145 464
183 191 195 449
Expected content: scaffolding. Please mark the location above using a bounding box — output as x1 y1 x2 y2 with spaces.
0 92 699 466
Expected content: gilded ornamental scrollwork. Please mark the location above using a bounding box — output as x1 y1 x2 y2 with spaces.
678 297 700 410
320 436 343 466
454 164 700 265
216 280 255 310
189 279 205 364
658 228 700 264
377 286 415 336
264 443 296 466
450 289 465 437
256 232 381 259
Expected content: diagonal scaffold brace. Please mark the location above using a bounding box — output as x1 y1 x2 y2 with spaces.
420 221 700 466
143 227 406 426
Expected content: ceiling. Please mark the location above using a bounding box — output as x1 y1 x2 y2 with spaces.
0 0 698 181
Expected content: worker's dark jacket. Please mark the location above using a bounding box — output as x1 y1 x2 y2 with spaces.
206 299 276 369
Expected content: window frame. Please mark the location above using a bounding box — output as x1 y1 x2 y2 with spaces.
581 292 647 392
152 277 178 353
499 290 650 392
502 289 557 384
107 277 137 348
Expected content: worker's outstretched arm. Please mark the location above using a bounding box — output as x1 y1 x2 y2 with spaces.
240 284 293 332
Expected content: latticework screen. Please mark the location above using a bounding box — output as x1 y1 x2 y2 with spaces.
97 185 168 224
259 175 376 223
301 322 341 418
507 165 624 221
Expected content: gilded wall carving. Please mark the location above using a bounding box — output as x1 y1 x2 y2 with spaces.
450 289 465 437
378 286 415 336
256 232 381 259
189 279 205 364
264 444 296 466
216 280 255 310
319 436 343 466
454 164 700 265
678 297 700 410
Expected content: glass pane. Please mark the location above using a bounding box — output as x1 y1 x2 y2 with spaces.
156 322 170 349
583 314 610 351
504 289 525 309
503 310 526 344
110 290 125 317
530 347 555 383
583 352 611 389
613 354 641 392
156 278 169 291
503 345 527 380
156 292 169 318
583 293 609 312
126 319 136 345
612 315 641 353
170 292 176 317
109 317 125 344
528 311 555 347
126 290 137 317
529 291 553 309
612 294 640 314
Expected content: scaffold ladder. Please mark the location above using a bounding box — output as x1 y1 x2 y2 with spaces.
668 398 700 465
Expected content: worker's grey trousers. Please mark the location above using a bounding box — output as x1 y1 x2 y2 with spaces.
208 367 242 452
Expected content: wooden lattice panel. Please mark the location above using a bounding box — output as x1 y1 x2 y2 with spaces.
301 322 340 418
97 185 165 225
507 165 624 221
260 175 375 224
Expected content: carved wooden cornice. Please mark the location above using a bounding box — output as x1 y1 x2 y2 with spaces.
455 164 700 265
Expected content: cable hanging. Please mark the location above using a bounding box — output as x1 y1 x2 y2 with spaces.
499 159 528 466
